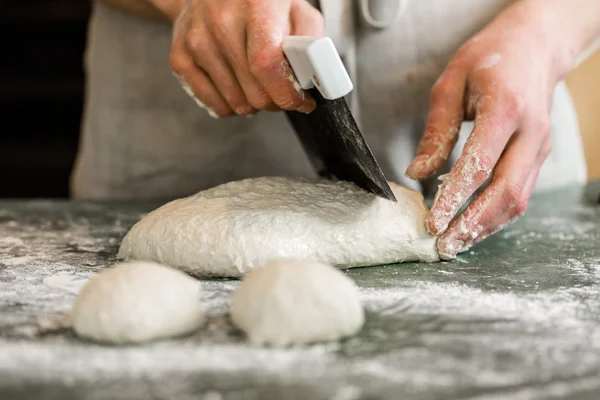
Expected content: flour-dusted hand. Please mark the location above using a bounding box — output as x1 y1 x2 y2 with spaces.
406 0 600 259
168 0 323 118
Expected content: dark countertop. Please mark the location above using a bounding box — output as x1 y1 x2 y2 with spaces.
1 182 599 400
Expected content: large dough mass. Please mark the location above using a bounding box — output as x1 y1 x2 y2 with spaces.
118 177 439 278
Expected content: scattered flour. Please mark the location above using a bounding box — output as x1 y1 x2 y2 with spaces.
173 72 220 119
476 53 502 70
0 189 599 398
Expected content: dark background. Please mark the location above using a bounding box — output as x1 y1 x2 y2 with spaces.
1 0 91 198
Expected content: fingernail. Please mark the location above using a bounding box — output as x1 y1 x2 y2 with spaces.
235 105 255 116
405 155 428 179
437 237 465 260
299 99 316 114
426 214 449 236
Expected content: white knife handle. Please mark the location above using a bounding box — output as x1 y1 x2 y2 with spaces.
282 36 353 100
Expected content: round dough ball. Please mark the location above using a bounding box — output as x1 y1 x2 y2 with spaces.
230 259 364 346
71 261 204 344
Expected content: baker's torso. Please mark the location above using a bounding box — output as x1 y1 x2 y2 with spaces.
71 0 587 199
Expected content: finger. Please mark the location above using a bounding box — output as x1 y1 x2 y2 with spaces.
246 1 318 113
436 119 550 259
290 0 325 36
170 37 233 117
405 67 466 180
185 24 254 115
468 134 551 249
426 91 524 236
206 5 275 111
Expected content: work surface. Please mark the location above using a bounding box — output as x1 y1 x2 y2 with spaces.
1 182 599 400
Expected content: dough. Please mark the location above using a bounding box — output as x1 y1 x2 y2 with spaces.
230 259 364 346
71 261 204 344
118 177 439 278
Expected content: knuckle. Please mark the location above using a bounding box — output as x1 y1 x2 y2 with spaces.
501 181 523 210
247 90 272 110
185 29 204 54
513 198 528 216
211 8 232 25
276 95 304 111
249 48 279 76
422 125 441 142
208 8 235 34
504 91 525 121
169 50 188 74
475 151 495 177
535 116 551 136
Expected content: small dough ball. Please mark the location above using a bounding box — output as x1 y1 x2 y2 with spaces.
71 261 204 344
230 259 364 346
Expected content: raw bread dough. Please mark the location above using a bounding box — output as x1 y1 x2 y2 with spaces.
230 259 364 346
71 261 204 344
118 177 439 278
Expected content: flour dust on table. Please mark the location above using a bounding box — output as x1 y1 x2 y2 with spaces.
71 261 205 344
118 177 440 278
231 259 365 346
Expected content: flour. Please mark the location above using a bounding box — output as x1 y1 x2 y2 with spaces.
286 73 304 95
173 72 220 119
118 177 440 278
43 274 89 295
361 281 586 327
476 53 502 70
0 237 24 247
1 187 599 398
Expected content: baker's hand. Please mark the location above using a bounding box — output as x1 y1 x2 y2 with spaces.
168 0 323 118
405 1 578 259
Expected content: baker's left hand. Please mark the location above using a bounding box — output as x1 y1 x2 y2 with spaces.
405 0 579 259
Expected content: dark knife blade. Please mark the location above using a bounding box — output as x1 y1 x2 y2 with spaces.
285 89 397 202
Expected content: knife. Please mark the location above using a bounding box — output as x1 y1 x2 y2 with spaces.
282 36 397 202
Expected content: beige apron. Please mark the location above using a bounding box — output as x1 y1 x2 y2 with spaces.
71 0 589 200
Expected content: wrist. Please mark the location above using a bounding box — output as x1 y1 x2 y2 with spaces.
525 0 600 78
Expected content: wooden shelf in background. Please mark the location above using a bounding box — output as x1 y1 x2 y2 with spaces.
567 50 600 181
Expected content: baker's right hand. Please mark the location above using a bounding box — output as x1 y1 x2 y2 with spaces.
169 0 324 118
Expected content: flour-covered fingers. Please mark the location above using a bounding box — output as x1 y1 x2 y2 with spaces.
170 36 233 117
206 3 274 112
185 20 254 115
426 90 524 236
436 119 550 259
468 134 551 249
405 67 466 181
171 0 316 116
